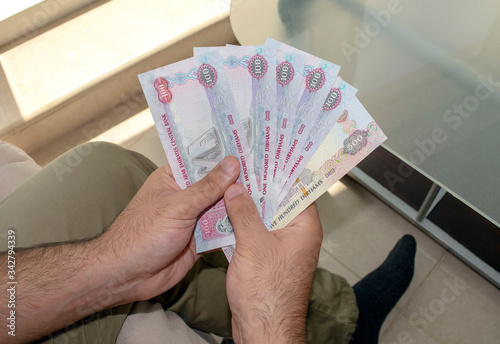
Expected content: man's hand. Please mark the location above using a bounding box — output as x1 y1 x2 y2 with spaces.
99 155 240 303
224 184 323 344
0 156 240 343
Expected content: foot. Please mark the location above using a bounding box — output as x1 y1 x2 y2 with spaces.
351 235 417 344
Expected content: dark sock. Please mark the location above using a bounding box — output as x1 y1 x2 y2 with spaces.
351 234 417 344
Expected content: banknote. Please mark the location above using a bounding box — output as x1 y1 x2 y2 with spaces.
277 77 358 203
225 96 386 255
194 45 278 217
140 39 387 261
269 97 387 230
222 245 235 261
271 50 306 181
265 38 341 220
275 62 342 185
138 51 261 252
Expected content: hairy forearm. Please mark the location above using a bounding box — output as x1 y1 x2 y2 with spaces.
0 236 128 343
231 308 307 344
229 257 313 344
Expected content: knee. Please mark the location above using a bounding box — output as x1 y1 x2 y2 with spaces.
53 141 154 185
79 141 126 161
54 141 128 176
69 141 133 168
83 141 144 176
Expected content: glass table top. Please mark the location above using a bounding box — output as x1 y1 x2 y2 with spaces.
230 0 500 226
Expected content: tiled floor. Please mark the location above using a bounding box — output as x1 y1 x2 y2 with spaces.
37 109 500 343
315 178 500 343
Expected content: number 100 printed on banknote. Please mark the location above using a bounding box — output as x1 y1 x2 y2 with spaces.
194 45 278 219
139 51 261 252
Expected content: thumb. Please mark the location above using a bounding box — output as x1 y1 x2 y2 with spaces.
224 184 268 244
180 156 240 217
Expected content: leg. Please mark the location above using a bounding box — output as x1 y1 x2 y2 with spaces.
307 269 359 344
1 142 156 343
159 252 359 343
0 142 364 343
351 235 417 344
1 142 156 248
0 142 233 342
154 251 233 338
155 236 415 344
117 303 219 344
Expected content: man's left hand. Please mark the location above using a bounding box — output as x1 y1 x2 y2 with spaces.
100 156 240 303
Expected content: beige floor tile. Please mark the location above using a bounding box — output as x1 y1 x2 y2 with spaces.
380 307 400 339
317 251 360 286
401 252 500 343
380 312 439 344
316 176 446 309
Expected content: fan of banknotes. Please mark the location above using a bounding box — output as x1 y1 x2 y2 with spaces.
139 38 387 261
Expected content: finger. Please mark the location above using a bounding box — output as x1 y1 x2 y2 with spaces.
288 203 322 233
276 203 323 247
180 156 240 216
224 184 268 244
162 163 174 179
157 164 182 191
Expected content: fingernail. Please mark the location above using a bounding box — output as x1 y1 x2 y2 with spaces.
221 156 236 175
225 185 244 200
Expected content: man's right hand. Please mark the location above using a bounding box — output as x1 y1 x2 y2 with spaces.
224 184 323 344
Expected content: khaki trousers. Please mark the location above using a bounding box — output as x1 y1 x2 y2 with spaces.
0 142 358 343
